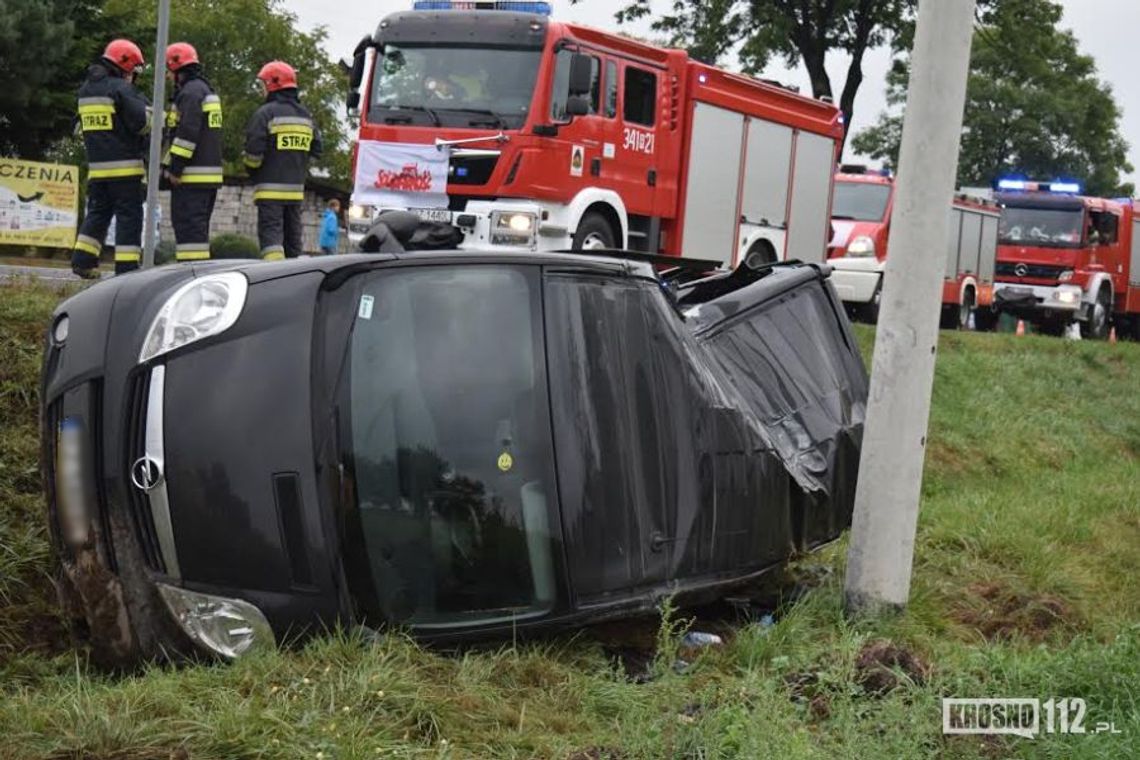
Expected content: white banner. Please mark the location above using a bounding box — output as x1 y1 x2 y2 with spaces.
352 141 450 209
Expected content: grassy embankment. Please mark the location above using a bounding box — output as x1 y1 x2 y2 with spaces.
0 279 1138 759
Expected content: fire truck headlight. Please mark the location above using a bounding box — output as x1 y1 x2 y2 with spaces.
348 204 369 220
490 211 537 246
1055 289 1079 305
846 236 876 257
1058 270 1075 283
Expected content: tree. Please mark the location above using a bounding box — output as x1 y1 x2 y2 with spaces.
853 0 1132 196
591 0 911 152
0 0 93 159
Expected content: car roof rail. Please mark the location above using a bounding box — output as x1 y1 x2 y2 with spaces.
551 248 725 272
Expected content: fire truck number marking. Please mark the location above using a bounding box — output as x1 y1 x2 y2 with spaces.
623 128 654 155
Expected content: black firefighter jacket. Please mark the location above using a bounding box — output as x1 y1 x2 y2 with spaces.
243 90 323 203
164 74 224 188
76 63 150 182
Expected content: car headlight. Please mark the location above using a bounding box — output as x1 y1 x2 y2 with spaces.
846 236 876 257
348 203 370 220
1058 270 1075 283
158 584 275 659
139 272 248 363
490 211 537 246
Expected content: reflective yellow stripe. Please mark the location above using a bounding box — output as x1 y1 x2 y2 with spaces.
254 190 305 201
169 144 194 159
202 102 222 113
180 174 223 184
73 239 101 256
115 251 141 263
175 250 211 261
78 104 115 115
244 156 263 169
262 251 286 261
269 124 313 135
89 167 146 179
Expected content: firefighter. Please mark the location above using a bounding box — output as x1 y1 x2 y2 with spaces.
163 42 224 262
243 61 323 260
72 39 151 279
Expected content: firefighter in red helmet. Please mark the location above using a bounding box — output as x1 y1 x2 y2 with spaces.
163 42 224 263
243 61 323 259
72 39 151 279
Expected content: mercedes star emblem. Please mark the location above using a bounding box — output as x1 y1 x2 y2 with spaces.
130 456 164 492
1014 263 1029 278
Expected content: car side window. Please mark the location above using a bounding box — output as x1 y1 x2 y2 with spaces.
551 50 601 120
605 60 618 118
623 67 656 126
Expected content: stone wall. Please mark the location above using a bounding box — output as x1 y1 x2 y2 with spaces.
154 182 349 254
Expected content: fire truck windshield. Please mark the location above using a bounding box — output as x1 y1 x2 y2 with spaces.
831 182 891 222
369 44 542 129
998 207 1084 247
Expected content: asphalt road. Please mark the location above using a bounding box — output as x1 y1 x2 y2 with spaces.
0 264 107 283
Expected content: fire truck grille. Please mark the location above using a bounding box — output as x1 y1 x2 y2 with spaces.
449 155 498 186
996 262 1068 280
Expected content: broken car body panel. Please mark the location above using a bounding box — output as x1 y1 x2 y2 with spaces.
41 252 867 666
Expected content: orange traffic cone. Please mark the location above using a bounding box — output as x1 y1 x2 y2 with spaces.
1109 326 1118 344
1016 319 1026 336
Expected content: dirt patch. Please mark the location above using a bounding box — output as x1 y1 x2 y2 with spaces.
853 640 931 696
951 581 1077 642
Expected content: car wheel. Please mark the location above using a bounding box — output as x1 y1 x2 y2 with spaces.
572 212 617 251
1080 286 1111 340
743 240 777 270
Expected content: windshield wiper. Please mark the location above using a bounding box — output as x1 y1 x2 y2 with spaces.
386 104 442 127
437 107 507 129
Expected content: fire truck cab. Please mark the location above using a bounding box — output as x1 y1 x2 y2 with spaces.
828 168 999 328
993 180 1139 338
344 1 843 266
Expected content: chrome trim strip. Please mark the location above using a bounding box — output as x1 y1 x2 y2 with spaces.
451 148 502 158
434 132 508 149
145 365 181 579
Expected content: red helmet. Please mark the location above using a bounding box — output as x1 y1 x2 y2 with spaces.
257 61 297 92
103 39 145 74
165 42 199 72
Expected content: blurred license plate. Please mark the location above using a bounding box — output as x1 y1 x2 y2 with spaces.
413 208 451 224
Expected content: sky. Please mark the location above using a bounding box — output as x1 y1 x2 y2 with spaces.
287 0 1140 184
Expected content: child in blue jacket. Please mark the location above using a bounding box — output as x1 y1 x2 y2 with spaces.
319 199 341 254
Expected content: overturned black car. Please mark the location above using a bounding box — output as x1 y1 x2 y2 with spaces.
41 251 867 667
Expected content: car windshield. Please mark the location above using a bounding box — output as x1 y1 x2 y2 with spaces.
369 44 541 129
343 265 558 629
998 207 1084 247
831 182 892 222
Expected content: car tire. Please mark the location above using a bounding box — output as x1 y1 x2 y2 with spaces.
743 240 777 270
1080 286 1111 340
572 212 617 251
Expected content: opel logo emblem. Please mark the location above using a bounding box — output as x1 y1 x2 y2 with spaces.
131 456 164 492
1014 263 1029 278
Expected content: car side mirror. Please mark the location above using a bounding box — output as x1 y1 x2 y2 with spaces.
566 96 589 117
568 53 592 96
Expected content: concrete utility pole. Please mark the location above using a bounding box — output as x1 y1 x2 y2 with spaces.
844 0 977 615
142 0 172 268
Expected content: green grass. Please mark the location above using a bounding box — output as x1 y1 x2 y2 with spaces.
1 283 1138 759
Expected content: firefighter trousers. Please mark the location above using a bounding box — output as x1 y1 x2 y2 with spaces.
171 186 217 262
73 179 144 275
257 201 304 260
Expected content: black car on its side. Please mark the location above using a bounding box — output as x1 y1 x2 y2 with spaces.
41 251 867 667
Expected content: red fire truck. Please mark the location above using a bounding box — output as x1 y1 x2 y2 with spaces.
827 168 999 329
993 180 1140 338
344 1 843 266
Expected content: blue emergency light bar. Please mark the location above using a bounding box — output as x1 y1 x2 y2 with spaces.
996 178 1083 194
413 1 553 13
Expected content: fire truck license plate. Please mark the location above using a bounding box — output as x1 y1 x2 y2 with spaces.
413 208 451 224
